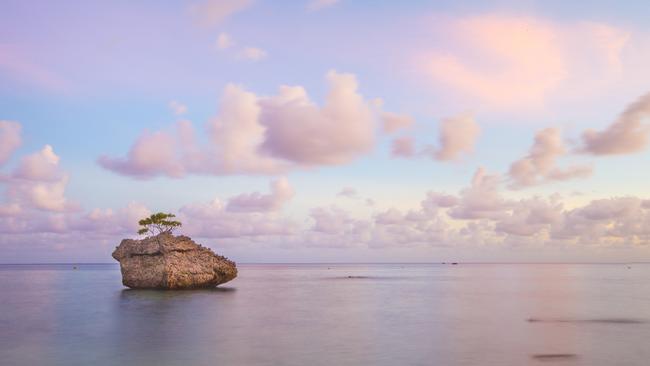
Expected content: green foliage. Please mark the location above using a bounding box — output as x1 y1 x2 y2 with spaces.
137 212 182 236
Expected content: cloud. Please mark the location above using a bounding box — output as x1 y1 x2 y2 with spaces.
0 121 21 166
259 71 375 165
581 91 650 155
509 128 592 188
337 187 358 198
215 33 267 61
420 14 631 109
421 192 459 212
310 206 357 234
216 32 234 50
430 115 480 161
239 47 267 61
190 0 253 27
226 177 294 212
448 167 510 220
391 115 480 161
6 145 74 212
98 128 186 179
391 136 415 158
180 197 296 238
100 71 381 178
169 100 188 115
381 112 413 133
307 0 340 11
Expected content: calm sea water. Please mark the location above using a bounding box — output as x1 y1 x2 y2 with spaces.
1 263 650 366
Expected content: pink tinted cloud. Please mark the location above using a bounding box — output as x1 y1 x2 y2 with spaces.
391 136 415 158
226 177 294 212
432 115 480 161
259 71 374 165
419 14 631 110
190 0 253 27
381 112 413 133
509 128 592 188
581 91 650 155
101 71 383 178
6 145 75 212
98 129 186 179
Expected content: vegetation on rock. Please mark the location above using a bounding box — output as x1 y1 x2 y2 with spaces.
137 212 182 236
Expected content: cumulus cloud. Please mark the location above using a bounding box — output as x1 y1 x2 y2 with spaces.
259 71 374 164
226 177 294 212
98 128 186 179
391 136 415 158
180 198 296 238
420 14 631 109
509 128 592 188
431 115 480 161
0 121 21 166
381 112 413 133
391 115 480 161
101 70 384 179
581 91 650 155
5 145 74 212
191 0 253 27
448 167 510 220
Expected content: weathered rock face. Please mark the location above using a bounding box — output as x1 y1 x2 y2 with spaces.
112 233 237 289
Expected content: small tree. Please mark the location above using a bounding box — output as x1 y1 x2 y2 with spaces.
138 213 182 236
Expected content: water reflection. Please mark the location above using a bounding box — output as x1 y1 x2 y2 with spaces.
2 263 650 366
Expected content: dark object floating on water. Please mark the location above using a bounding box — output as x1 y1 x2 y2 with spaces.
527 317 645 324
112 233 237 289
72 266 77 270
451 262 459 265
531 353 578 361
346 276 370 279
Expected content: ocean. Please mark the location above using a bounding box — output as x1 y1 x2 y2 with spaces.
1 263 650 365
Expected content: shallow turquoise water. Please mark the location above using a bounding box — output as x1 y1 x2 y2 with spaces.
2 263 650 365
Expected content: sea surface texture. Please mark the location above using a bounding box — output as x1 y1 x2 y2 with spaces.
1 263 650 366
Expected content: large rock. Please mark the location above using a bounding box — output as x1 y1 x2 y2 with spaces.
112 233 237 289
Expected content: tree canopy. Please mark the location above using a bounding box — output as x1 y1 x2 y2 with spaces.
138 213 182 236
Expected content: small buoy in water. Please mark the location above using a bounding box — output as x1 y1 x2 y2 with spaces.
451 262 458 265
73 266 77 270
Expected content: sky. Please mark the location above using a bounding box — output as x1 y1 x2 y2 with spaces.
2 0 650 263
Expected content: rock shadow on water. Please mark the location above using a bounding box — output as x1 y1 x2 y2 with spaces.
527 317 646 324
119 286 237 300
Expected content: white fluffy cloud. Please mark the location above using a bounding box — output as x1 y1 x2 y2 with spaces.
509 128 592 188
581 91 650 155
226 177 294 212
381 112 413 133
391 115 480 161
430 115 480 161
5 145 73 212
100 71 381 178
